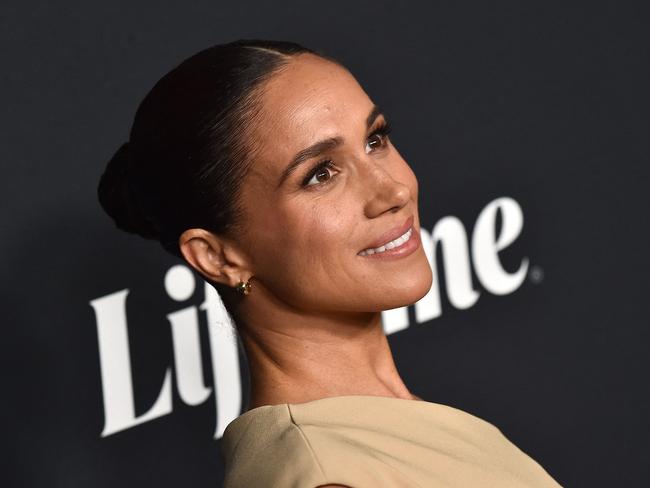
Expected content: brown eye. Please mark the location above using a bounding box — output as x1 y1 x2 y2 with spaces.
303 160 338 187
314 167 331 183
365 133 387 153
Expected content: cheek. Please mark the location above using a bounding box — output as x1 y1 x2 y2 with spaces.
283 204 341 263
250 200 354 296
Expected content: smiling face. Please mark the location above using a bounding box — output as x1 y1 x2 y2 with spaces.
235 53 433 313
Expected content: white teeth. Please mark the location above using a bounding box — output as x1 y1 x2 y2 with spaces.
359 228 413 256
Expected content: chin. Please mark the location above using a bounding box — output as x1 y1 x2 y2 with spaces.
400 256 434 303
376 267 434 311
411 268 434 303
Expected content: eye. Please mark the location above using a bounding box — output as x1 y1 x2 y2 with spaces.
365 121 392 154
365 133 386 152
303 159 337 187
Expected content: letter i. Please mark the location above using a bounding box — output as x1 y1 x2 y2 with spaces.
165 265 212 406
201 282 242 439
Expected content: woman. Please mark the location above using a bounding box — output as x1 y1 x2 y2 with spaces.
97 39 563 488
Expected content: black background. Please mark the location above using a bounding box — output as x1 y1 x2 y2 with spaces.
2 1 648 487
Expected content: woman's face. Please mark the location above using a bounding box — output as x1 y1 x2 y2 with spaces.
236 53 433 313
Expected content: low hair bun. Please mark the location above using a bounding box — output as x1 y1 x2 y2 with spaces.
97 40 326 259
97 142 160 240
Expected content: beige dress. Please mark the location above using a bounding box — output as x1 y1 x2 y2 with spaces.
220 395 563 488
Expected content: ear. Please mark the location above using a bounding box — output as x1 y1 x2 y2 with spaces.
178 228 252 288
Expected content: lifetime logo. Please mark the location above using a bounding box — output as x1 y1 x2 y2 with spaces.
89 196 530 440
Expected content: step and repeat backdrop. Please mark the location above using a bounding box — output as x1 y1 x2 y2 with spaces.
3 1 648 487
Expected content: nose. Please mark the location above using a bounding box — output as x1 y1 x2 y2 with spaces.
361 160 411 219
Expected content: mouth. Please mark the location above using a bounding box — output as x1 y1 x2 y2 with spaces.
357 215 420 259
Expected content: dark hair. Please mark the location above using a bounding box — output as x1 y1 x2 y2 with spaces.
97 39 337 264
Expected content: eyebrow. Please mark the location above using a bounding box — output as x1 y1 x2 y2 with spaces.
276 104 384 188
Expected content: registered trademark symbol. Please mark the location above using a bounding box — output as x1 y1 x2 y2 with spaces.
529 265 544 284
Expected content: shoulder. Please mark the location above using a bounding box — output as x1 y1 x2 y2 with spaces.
221 401 380 488
221 403 332 488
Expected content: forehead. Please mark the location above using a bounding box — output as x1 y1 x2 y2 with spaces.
250 54 374 162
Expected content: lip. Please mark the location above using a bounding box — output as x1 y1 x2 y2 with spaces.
357 215 420 259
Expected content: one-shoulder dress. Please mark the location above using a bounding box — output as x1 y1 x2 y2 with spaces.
220 394 563 488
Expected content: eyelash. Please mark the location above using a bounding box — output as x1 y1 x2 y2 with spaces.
301 120 393 188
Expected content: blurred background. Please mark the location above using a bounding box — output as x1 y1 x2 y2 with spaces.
2 1 648 486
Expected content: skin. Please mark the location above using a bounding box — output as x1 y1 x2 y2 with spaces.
180 53 433 414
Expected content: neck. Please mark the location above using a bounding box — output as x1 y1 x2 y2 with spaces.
235 297 415 410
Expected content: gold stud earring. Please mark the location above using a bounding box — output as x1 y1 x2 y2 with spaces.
236 279 252 295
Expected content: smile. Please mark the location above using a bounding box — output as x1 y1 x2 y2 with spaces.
359 227 413 256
